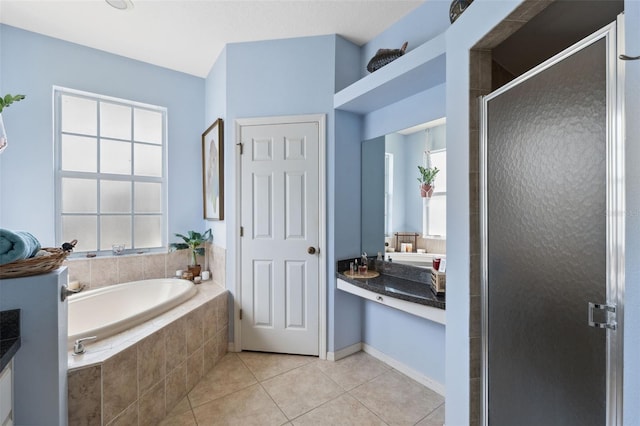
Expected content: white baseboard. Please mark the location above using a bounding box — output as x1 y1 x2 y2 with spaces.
362 343 445 396
326 342 362 361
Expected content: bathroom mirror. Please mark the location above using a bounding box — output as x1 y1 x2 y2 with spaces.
361 118 446 264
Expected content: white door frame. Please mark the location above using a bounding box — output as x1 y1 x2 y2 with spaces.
234 114 327 360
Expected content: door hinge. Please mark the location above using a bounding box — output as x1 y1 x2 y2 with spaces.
588 302 617 330
240 226 244 237
239 309 243 320
237 142 243 155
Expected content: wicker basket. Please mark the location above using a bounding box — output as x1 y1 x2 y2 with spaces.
0 241 76 279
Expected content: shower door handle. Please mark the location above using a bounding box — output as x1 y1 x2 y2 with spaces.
588 302 617 330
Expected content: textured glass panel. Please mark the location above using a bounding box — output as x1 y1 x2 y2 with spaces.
100 180 131 213
61 95 97 136
430 150 446 192
428 196 446 236
486 39 606 425
61 135 97 172
134 109 162 144
62 216 97 252
101 140 131 175
134 216 162 248
134 143 162 177
100 216 131 250
134 182 162 213
62 178 97 213
100 102 131 140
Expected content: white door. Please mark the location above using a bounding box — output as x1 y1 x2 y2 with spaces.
239 116 322 355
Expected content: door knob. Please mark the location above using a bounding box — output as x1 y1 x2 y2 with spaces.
307 246 318 255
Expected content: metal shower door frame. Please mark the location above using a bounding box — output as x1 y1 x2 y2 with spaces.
479 17 624 426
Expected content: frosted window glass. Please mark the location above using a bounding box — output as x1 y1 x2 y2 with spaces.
100 216 131 250
428 196 446 236
430 150 446 192
101 181 131 213
134 216 163 248
62 178 97 213
134 182 162 213
100 102 131 140
61 135 97 172
134 109 162 144
134 144 162 177
62 216 97 252
101 140 131 175
61 95 97 136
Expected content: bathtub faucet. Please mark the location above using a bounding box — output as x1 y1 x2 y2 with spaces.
73 336 97 355
60 284 86 302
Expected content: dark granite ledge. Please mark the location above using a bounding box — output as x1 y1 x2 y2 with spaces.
336 259 445 310
1 309 21 372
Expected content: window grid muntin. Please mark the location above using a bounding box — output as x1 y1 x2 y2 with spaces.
55 87 167 254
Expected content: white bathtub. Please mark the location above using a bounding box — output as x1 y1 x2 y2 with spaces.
68 278 197 346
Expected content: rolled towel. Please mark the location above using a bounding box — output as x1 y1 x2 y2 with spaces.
0 229 42 265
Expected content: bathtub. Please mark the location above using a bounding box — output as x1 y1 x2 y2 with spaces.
68 278 197 346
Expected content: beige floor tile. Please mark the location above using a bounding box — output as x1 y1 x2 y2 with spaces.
415 403 445 426
159 409 197 426
193 384 288 426
292 393 387 426
316 351 391 391
238 351 316 381
166 396 192 418
350 370 444 426
262 363 344 419
188 353 257 408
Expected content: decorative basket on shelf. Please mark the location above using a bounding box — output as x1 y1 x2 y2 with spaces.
0 240 76 279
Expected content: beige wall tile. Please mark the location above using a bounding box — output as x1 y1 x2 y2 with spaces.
186 306 204 356
68 365 102 426
217 326 228 361
470 337 481 380
187 347 204 392
216 293 229 331
166 361 188 415
203 298 218 340
139 379 166 426
167 250 189 276
90 257 118 288
203 336 219 373
118 255 144 284
105 401 138 426
143 253 166 279
165 316 188 372
211 245 226 286
65 258 91 287
138 329 166 396
103 344 138 424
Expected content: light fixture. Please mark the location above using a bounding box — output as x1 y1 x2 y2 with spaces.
105 0 134 11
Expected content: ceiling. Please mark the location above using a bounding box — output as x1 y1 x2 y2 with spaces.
0 0 425 78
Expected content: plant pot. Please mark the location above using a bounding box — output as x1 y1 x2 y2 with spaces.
420 183 434 198
188 264 201 277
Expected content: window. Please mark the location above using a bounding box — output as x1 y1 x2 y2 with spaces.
54 87 167 254
424 149 446 237
384 153 394 237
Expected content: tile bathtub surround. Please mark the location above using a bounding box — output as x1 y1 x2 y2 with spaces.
67 283 229 426
64 243 227 289
160 350 445 425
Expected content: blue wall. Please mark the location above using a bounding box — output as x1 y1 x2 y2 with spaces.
0 24 205 245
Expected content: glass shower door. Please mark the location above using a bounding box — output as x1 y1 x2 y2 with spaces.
481 23 619 426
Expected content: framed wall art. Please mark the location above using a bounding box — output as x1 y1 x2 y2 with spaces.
202 118 224 220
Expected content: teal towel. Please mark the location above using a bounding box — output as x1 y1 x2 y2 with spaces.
0 229 42 265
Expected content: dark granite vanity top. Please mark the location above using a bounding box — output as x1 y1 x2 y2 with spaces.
336 259 445 310
0 309 21 372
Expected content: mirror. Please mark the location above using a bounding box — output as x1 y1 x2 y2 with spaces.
362 118 446 266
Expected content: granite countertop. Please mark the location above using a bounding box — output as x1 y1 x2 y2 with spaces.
336 259 445 310
1 309 21 372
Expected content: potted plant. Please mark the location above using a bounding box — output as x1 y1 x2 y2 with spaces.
169 229 212 278
0 93 26 154
417 165 440 198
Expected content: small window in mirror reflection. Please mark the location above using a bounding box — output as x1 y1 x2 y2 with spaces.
385 153 393 236
424 149 446 237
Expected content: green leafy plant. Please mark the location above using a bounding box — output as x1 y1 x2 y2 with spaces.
417 165 440 185
169 229 213 266
0 94 26 113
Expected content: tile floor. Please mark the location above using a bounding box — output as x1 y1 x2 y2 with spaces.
160 351 444 426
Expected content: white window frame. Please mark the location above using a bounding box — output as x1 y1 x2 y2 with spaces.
53 86 168 255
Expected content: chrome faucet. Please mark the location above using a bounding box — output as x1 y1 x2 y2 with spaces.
72 336 97 355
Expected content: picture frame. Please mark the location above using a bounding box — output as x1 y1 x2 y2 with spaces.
202 118 224 220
